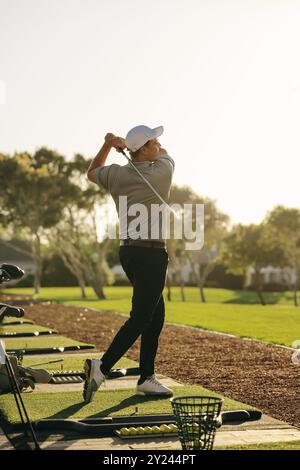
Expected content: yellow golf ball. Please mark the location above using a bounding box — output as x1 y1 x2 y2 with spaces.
152 426 161 434
159 424 168 433
164 425 172 433
128 427 138 435
119 427 130 436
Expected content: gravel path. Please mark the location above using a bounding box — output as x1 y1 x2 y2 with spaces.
2 294 300 428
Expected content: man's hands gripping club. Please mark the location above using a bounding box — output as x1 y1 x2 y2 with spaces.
87 131 168 184
87 133 126 180
104 133 126 153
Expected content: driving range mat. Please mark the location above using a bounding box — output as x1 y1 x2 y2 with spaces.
3 335 95 354
0 385 260 428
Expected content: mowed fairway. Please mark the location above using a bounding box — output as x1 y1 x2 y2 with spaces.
4 287 300 347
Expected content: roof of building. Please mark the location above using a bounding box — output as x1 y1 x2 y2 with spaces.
0 239 34 262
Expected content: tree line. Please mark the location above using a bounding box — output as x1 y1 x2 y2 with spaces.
0 147 299 306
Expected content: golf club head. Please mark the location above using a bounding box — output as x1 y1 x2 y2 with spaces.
0 264 25 283
0 304 25 323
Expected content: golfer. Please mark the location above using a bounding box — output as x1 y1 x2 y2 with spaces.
83 125 175 403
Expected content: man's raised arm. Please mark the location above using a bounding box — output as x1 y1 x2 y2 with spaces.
87 133 126 182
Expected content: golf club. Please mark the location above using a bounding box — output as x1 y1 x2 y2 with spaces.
0 304 25 323
28 359 64 368
0 341 40 449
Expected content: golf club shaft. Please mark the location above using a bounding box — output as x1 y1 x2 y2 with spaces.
118 149 179 220
29 359 64 367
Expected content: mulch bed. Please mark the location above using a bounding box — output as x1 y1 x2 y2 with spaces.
1 293 300 428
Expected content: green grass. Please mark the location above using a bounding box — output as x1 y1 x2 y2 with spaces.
2 335 94 350
5 286 298 305
4 287 300 347
4 286 293 309
22 353 138 371
215 441 300 450
0 385 258 425
0 319 33 325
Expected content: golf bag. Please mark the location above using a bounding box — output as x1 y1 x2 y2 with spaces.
0 355 51 393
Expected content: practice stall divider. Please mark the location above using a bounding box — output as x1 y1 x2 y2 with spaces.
33 410 262 437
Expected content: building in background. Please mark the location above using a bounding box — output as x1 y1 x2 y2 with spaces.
246 266 297 290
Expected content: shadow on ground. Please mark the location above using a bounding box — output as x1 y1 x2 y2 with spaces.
47 394 167 420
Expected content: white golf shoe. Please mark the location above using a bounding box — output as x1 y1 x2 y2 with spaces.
83 358 106 403
136 375 173 396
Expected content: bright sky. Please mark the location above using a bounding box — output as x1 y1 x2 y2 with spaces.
1 0 300 225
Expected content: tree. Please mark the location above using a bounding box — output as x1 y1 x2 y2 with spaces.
167 185 199 301
167 185 230 303
264 206 300 306
49 214 113 299
0 149 79 293
167 241 187 301
221 223 286 305
47 154 115 299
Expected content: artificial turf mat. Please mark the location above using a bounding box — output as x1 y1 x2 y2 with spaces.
0 324 58 334
0 319 33 325
22 353 138 372
3 336 94 350
0 385 259 425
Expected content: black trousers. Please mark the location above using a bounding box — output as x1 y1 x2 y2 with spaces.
100 245 169 379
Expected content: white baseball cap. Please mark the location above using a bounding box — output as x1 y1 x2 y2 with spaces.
125 125 164 152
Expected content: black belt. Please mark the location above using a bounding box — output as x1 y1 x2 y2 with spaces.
120 239 166 249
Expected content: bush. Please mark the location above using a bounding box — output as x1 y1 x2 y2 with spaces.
12 255 78 288
113 279 130 286
204 280 219 288
42 255 78 286
206 264 245 289
8 274 35 288
247 282 289 292
264 282 289 292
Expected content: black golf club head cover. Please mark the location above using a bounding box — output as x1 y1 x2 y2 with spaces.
0 303 25 322
0 264 25 281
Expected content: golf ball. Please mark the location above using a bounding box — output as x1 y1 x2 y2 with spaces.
128 427 138 435
119 427 130 436
152 426 161 434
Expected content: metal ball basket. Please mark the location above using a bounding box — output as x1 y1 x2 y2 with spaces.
170 396 223 450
